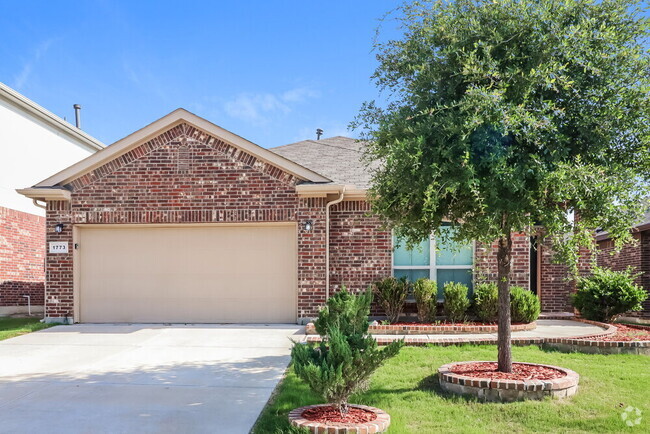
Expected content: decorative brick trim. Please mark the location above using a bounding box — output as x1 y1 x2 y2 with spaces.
288 404 390 433
305 321 536 335
65 123 299 192
438 361 579 402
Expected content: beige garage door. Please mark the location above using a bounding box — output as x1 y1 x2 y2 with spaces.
77 224 297 323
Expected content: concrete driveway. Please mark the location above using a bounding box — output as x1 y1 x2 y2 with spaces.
0 323 304 434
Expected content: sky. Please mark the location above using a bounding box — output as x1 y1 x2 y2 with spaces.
0 0 402 148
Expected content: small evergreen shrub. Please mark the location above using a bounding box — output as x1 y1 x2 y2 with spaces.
443 282 470 322
573 266 648 322
372 276 410 323
510 286 541 323
473 282 499 322
291 288 403 413
413 278 437 322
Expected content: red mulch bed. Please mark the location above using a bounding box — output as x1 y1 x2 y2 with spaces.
450 362 566 381
389 321 527 326
580 324 650 342
301 406 377 424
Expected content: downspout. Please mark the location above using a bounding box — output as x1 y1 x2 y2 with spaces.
325 186 346 300
32 199 47 210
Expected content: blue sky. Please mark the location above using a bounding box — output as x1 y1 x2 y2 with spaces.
0 1 401 148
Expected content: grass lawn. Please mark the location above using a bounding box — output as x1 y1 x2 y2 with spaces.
0 317 54 341
254 345 650 433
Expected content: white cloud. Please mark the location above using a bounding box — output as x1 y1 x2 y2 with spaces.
224 87 320 125
281 87 320 103
14 39 55 89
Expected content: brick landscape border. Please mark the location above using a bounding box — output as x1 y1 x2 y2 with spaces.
304 319 619 347
305 321 536 335
288 404 390 433
438 361 580 402
543 320 650 355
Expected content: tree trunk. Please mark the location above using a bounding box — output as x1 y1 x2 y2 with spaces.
496 233 513 373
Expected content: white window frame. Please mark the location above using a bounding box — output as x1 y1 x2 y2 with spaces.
391 233 475 294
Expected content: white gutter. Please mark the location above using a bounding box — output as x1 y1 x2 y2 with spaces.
325 186 346 300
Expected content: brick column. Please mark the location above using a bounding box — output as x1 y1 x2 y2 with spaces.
297 197 327 320
45 201 74 322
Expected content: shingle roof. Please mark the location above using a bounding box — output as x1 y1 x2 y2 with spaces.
270 136 374 188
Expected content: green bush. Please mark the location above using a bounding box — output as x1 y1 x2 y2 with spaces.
313 285 371 336
443 282 470 322
573 266 648 322
413 278 437 322
372 276 410 324
291 288 403 413
473 282 499 322
510 286 541 323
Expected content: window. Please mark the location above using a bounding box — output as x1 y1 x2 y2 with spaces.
393 226 474 300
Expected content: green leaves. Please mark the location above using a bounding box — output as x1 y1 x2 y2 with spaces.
355 0 649 270
292 289 404 411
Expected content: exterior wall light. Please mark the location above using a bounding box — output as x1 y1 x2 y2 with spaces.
55 223 64 233
304 220 313 231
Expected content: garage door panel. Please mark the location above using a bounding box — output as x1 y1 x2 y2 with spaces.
78 225 297 323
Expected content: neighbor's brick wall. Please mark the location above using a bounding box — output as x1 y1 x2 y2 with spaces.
0 206 45 307
44 123 330 320
539 237 593 313
475 233 530 290
597 231 650 318
329 200 391 293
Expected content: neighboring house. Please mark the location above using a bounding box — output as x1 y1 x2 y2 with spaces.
0 82 104 315
596 211 650 321
18 109 571 324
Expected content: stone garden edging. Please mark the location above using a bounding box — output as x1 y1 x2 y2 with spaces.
438 361 580 402
305 321 537 335
288 404 390 433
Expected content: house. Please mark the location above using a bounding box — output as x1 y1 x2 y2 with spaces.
596 211 650 321
0 82 104 316
18 109 571 324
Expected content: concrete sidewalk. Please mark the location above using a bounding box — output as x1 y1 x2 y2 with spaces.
0 324 304 434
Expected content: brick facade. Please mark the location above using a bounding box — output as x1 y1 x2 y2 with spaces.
329 200 391 293
0 206 45 310
597 231 650 318
538 236 574 312
475 233 530 289
40 121 554 323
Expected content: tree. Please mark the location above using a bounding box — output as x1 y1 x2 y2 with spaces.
354 0 649 372
291 288 403 414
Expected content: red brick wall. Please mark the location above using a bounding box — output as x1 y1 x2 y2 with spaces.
329 200 392 294
475 233 530 289
44 123 331 320
0 206 45 307
538 237 573 312
597 231 650 318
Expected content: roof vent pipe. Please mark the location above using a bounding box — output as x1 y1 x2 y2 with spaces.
73 104 81 129
316 128 323 140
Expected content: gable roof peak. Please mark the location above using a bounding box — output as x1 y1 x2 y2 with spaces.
27 108 330 191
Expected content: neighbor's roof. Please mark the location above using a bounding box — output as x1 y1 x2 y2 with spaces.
271 136 374 188
0 81 104 152
596 209 650 241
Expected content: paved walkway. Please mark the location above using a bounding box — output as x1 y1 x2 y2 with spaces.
0 324 303 434
305 320 606 345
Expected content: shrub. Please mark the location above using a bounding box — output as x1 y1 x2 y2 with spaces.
443 282 470 322
413 278 437 322
372 276 410 324
291 288 403 413
510 286 541 323
573 266 647 322
473 282 499 322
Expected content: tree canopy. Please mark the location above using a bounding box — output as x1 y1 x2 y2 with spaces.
355 0 650 265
